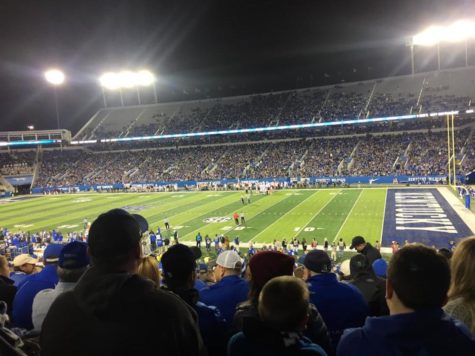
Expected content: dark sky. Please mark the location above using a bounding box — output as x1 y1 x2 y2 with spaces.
0 0 474 133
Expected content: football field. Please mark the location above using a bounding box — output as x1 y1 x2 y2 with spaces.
1 188 474 247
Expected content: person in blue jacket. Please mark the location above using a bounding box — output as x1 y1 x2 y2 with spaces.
303 250 368 348
12 243 63 330
337 244 475 356
200 250 249 328
161 244 227 356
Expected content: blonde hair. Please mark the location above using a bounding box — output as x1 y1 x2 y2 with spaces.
0 255 9 276
258 276 309 331
137 256 161 287
448 236 475 302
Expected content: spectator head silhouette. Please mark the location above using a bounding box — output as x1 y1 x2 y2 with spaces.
386 244 450 313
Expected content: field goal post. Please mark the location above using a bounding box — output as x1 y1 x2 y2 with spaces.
447 114 457 190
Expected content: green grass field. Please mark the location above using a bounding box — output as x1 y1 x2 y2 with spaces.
0 188 388 246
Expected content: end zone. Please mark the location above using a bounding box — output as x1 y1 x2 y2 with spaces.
382 188 474 247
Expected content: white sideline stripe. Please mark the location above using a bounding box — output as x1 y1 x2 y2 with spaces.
437 187 475 233
249 191 319 242
380 188 388 244
332 189 364 242
294 190 341 238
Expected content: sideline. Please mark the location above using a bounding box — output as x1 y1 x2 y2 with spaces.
438 187 475 234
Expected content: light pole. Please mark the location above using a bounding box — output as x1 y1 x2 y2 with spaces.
44 69 65 129
465 40 469 67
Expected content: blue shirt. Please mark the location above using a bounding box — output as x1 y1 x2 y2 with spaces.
194 279 207 291
199 275 249 326
195 301 227 355
229 332 327 356
337 309 475 356
307 273 368 348
10 272 28 287
12 265 59 330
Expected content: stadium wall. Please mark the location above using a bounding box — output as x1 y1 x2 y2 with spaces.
30 174 461 193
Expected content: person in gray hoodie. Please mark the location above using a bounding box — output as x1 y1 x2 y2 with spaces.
40 209 205 356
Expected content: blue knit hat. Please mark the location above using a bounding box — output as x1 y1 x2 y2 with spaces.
372 258 388 278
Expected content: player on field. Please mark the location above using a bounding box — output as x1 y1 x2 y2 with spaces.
164 218 170 230
240 212 245 225
233 212 240 225
149 232 157 252
195 232 202 248
241 194 246 205
338 238 346 259
311 238 317 250
214 235 220 252
205 235 211 253
331 242 337 261
248 242 256 257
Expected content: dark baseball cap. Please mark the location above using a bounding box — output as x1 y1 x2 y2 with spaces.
88 209 143 260
161 244 196 283
59 241 90 269
350 236 366 249
189 246 202 260
130 214 149 235
303 250 332 273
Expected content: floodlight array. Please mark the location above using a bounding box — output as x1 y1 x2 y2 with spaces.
413 20 475 46
99 70 156 90
44 69 65 85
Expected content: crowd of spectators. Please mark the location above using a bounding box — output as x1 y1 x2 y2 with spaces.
31 125 472 188
0 211 474 355
0 151 35 176
80 80 473 140
351 135 411 176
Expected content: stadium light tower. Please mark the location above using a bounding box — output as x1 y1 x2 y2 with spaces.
409 20 475 75
44 69 65 129
99 70 157 107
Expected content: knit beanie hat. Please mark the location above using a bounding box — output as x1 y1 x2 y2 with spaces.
249 251 294 290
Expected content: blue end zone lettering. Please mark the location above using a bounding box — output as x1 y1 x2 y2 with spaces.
383 189 472 247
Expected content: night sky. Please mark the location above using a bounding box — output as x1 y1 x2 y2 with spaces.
0 0 473 133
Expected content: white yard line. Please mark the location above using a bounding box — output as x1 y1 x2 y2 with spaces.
379 188 388 244
332 189 364 242
180 193 289 239
294 190 341 238
438 187 475 233
249 191 319 242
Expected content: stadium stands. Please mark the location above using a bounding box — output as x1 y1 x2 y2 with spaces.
29 125 470 187
74 66 475 141
0 66 474 188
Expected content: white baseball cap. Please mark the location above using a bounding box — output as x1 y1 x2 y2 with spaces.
216 250 243 269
